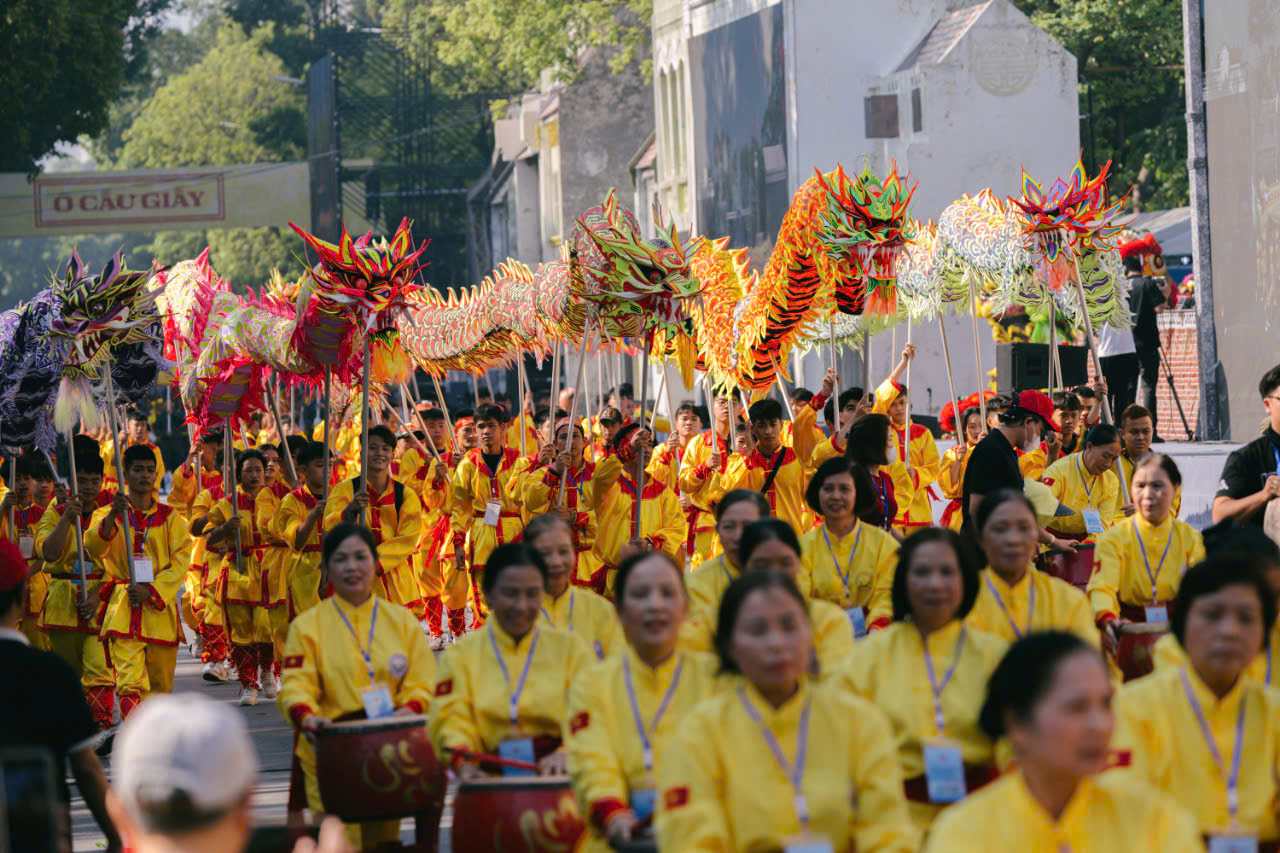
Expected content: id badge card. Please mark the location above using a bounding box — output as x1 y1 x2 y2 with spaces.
1208 833 1258 853
846 606 867 639
132 557 155 583
630 787 657 822
360 684 395 720
1083 508 1104 535
484 500 502 527
783 834 835 853
1144 605 1169 624
498 737 536 777
18 535 33 559
923 740 967 804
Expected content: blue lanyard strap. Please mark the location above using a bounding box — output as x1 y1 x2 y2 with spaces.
821 523 863 600
984 574 1035 640
1074 455 1097 504
1180 669 1248 821
622 655 685 772
489 625 540 727
540 590 575 632
736 687 813 829
1132 519 1176 605
333 598 380 683
921 627 967 734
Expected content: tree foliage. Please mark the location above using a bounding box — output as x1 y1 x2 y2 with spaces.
0 0 173 171
1012 0 1188 210
380 0 651 95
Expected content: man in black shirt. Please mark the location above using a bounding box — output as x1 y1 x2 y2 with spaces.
0 538 118 851
1213 363 1280 527
962 389 1056 534
1123 253 1173 438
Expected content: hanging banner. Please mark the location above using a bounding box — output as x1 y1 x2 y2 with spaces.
0 162 311 237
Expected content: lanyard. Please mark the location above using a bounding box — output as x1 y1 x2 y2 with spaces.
128 506 155 556
489 625 540 727
1132 519 1176 605
333 598 380 683
1180 669 1248 822
984 574 1035 639
622 655 685 772
736 687 813 830
540 590 575 631
821 523 863 600
876 475 890 531
1074 455 1098 505
1272 445 1280 477
921 627 967 734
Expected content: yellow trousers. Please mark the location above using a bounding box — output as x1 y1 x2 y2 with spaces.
109 638 177 698
46 632 114 688
300 741 400 848
227 602 276 646
20 616 49 651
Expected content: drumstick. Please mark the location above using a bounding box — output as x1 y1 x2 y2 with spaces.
444 746 539 772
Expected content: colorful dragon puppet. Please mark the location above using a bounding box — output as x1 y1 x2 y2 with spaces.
394 190 699 377
160 220 428 434
0 292 64 452
47 250 166 433
689 164 917 392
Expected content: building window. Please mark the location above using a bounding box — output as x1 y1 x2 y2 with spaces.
541 118 562 244
911 88 923 133
656 58 690 225
864 94 899 139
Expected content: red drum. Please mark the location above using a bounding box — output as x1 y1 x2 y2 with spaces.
1038 542 1095 590
1116 622 1167 682
451 776 585 853
314 715 444 823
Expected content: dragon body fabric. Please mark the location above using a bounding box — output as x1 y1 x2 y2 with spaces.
394 190 698 377
160 220 427 434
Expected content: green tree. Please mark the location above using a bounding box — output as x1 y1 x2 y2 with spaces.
1012 0 1188 210
117 23 307 285
0 0 173 171
380 0 650 95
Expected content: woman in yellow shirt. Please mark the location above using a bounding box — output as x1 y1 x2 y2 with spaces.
938 406 983 531
278 523 436 849
1111 554 1280 844
682 490 770 645
1040 425 1124 540
656 572 918 852
800 456 899 635
967 489 1098 646
524 513 623 661
834 528 1008 831
1087 454 1205 673
566 550 720 851
430 542 591 778
735 519 854 674
927 632 1201 852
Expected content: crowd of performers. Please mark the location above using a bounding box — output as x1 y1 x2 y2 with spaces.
7 347 1280 852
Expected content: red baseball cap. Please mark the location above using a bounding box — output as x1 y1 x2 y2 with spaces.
1010 389 1057 432
0 539 29 592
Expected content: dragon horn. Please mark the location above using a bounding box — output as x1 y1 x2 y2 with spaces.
63 250 86 283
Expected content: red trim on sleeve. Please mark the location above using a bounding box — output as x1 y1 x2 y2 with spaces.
401 699 425 715
434 679 453 697
145 584 165 611
1096 613 1117 627
868 616 891 632
283 655 305 669
569 711 590 734
663 786 689 810
589 797 628 833
287 703 315 727
809 392 829 411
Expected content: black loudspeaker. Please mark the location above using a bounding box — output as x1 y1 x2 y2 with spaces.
995 344 1088 394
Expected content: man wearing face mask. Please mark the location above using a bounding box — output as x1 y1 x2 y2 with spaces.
962 390 1055 536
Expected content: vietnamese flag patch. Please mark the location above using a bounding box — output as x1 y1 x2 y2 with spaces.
435 679 453 697
570 711 590 733
283 655 304 669
663 786 689 810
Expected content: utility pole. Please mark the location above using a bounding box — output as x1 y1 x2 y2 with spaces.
1182 0 1223 440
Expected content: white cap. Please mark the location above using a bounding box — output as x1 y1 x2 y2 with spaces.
112 694 259 827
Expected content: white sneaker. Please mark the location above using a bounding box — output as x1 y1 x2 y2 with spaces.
430 633 447 652
238 687 259 706
261 675 278 700
202 661 229 683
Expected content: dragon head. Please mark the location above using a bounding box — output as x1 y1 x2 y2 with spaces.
571 189 699 340
815 163 918 315
290 217 428 331
48 250 158 381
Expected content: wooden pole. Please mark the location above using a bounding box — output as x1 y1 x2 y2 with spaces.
938 317 962 439
967 279 989 427
224 416 243 575
322 368 332 500
633 340 650 539
559 321 596 509
359 340 372 527
267 383 298 487
64 428 88 597
828 316 841 423
430 374 454 438
515 356 528 457
400 383 440 461
1070 251 1128 493
904 317 913 471
102 365 136 583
